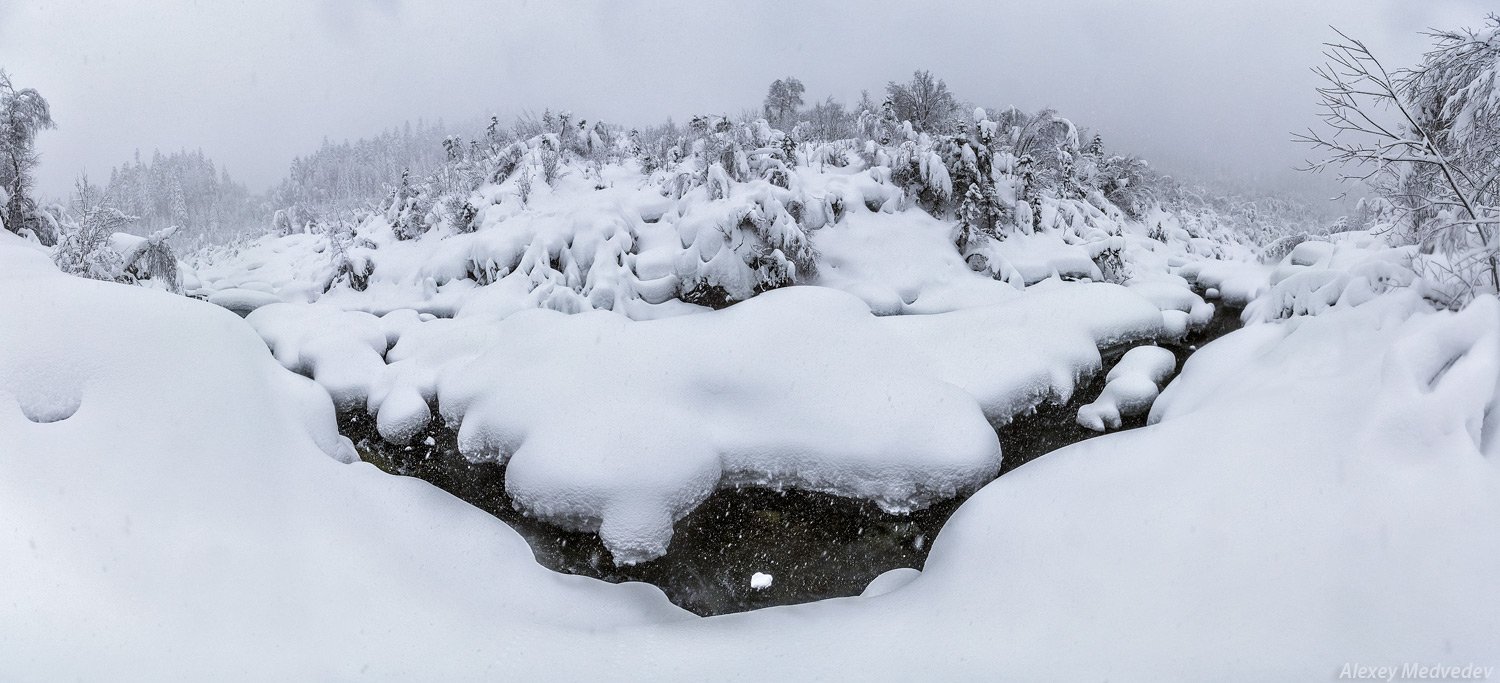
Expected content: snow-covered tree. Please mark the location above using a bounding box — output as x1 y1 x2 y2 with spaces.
0 69 57 245
385 168 427 240
798 97 857 142
103 148 262 246
1297 16 1500 303
885 70 957 134
118 226 183 293
271 119 453 225
762 77 806 129
53 177 133 283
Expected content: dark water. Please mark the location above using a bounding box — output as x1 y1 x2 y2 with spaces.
345 303 1242 616
999 302 1243 474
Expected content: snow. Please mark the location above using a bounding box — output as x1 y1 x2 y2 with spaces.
246 303 389 411
434 286 1006 564
879 282 1167 422
1180 259 1271 306
219 210 1186 563
859 567 920 597
977 232 1100 285
310 280 1167 564
187 129 1237 327
13 228 1499 676
812 209 1017 314
1076 345 1177 432
0 233 690 679
601 290 1500 680
12 100 1493 678
1246 234 1416 322
206 287 283 316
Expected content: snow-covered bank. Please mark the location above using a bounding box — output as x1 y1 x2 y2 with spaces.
606 291 1500 680
245 280 1177 564
0 234 689 679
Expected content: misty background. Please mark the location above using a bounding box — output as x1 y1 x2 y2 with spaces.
1 0 1492 209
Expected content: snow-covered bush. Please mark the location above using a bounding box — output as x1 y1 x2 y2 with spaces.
116 226 183 292
1300 15 1500 305
321 219 372 292
884 70 958 134
384 169 428 240
191 76 1325 319
52 181 133 283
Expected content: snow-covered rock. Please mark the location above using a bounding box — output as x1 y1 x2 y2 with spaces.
205 287 283 316
246 303 389 411
1076 344 1177 431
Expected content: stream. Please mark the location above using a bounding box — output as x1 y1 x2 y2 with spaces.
343 303 1244 616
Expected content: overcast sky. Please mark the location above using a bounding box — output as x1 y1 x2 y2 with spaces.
1 0 1492 202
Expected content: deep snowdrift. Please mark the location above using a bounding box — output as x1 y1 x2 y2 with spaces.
0 234 688 679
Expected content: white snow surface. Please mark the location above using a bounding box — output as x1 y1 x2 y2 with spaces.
0 233 690 679
7 220 1500 679
17 122 1496 678
611 291 1500 680
1181 230 1417 321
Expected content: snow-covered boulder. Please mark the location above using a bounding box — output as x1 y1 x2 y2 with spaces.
1076 344 1176 431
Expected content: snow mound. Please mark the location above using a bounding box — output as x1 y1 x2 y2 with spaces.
1245 234 1416 322
246 303 390 411
1180 260 1271 306
0 234 688 679
812 209 1017 314
1180 231 1418 322
860 567 921 597
977 232 1100 285
359 281 1166 563
1076 345 1176 432
435 286 1004 564
880 282 1167 423
205 287 283 316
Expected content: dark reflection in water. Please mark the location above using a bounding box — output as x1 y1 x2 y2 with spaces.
346 303 1241 616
